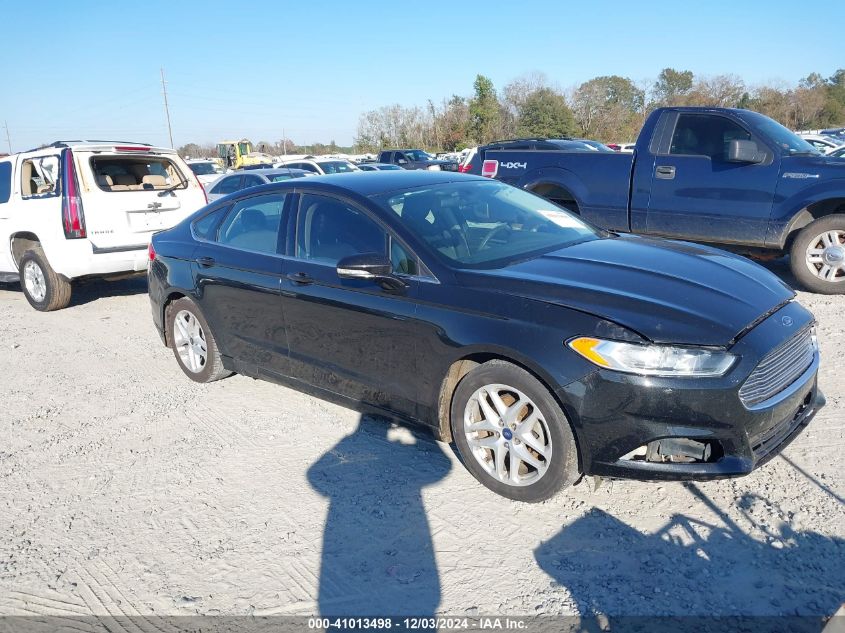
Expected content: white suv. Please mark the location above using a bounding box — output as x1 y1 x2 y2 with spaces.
0 141 207 310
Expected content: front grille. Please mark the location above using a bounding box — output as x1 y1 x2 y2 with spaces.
739 326 815 407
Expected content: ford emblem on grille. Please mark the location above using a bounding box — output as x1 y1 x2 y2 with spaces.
782 316 794 327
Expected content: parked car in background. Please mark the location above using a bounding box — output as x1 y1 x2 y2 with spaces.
186 159 226 186
458 147 477 173
0 141 206 310
148 171 822 502
608 143 636 153
206 168 311 202
275 158 360 175
357 162 403 171
470 107 845 294
797 134 843 154
828 146 845 159
378 149 457 171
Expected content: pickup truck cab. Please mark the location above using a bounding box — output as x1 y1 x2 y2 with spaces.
378 149 456 171
472 107 845 293
0 141 206 310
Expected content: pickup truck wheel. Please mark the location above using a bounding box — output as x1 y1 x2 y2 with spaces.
19 249 72 311
451 360 579 502
167 297 231 383
790 215 845 294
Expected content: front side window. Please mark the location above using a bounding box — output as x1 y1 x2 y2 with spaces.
373 180 599 268
21 155 60 198
242 175 264 188
295 194 386 265
217 193 285 253
669 114 753 160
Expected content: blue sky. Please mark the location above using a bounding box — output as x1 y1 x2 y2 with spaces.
1 0 843 151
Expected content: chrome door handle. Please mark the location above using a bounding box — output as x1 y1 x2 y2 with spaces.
655 165 676 180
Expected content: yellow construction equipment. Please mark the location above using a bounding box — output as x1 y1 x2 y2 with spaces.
216 139 273 169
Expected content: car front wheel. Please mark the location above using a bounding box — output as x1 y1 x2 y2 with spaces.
451 360 579 502
167 297 231 383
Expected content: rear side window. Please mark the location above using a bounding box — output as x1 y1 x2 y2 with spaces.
217 193 286 254
90 156 187 192
670 114 752 160
21 155 60 198
0 162 11 203
210 175 241 195
192 206 228 239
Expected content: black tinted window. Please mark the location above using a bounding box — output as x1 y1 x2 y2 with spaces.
217 193 285 253
296 194 386 264
192 206 228 239
213 176 241 194
243 175 264 187
670 114 752 160
0 162 11 203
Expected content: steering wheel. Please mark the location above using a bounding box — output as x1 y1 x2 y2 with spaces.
478 224 512 251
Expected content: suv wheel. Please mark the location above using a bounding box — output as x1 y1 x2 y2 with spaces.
19 249 72 311
790 214 845 294
451 360 579 502
167 297 231 383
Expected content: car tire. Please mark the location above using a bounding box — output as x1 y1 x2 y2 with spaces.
166 297 231 383
789 214 845 294
451 359 579 502
19 248 72 311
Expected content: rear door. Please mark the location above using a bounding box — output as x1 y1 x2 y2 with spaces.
191 191 290 377
79 149 206 250
644 113 779 245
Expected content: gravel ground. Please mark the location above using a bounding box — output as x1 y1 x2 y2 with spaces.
0 260 842 621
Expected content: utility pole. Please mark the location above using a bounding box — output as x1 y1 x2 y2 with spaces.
283 128 287 156
160 68 174 148
3 121 11 153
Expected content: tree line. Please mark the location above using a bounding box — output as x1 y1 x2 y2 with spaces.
354 68 845 152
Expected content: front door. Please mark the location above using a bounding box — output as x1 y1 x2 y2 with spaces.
279 192 423 418
192 192 290 377
645 113 779 245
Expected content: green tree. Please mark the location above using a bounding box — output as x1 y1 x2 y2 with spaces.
469 74 501 144
515 88 577 138
653 68 694 105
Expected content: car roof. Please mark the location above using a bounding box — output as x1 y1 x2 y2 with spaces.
280 170 485 196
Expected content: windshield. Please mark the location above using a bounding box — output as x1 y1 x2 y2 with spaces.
373 180 600 268
741 111 821 155
189 162 220 176
319 161 357 173
404 149 433 161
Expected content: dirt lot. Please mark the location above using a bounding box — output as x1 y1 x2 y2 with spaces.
0 260 842 621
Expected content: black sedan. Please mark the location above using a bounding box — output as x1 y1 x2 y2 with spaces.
148 171 823 501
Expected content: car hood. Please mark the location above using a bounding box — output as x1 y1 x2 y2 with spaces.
464 235 794 346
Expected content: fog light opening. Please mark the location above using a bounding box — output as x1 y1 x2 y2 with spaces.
621 439 722 464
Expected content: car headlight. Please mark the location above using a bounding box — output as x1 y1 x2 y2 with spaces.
568 337 736 377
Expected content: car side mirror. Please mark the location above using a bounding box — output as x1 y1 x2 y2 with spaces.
337 253 408 290
727 139 765 164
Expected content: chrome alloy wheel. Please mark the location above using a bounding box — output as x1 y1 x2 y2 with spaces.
805 229 845 283
463 383 553 487
23 260 47 303
173 309 208 373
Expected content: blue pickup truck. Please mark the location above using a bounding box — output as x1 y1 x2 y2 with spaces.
470 107 845 293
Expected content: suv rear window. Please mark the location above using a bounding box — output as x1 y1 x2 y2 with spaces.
90 156 187 192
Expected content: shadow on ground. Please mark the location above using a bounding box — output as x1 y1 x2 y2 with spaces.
0 276 148 308
536 483 843 620
307 415 451 616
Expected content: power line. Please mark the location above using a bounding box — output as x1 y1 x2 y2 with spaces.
160 68 174 148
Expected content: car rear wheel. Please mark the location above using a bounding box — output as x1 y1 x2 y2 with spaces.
451 360 579 502
790 215 845 294
167 297 231 383
19 249 72 311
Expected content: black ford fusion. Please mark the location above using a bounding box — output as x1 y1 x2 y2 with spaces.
148 171 823 502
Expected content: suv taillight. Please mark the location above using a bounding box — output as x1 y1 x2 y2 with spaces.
481 160 498 178
61 149 86 239
458 163 471 173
